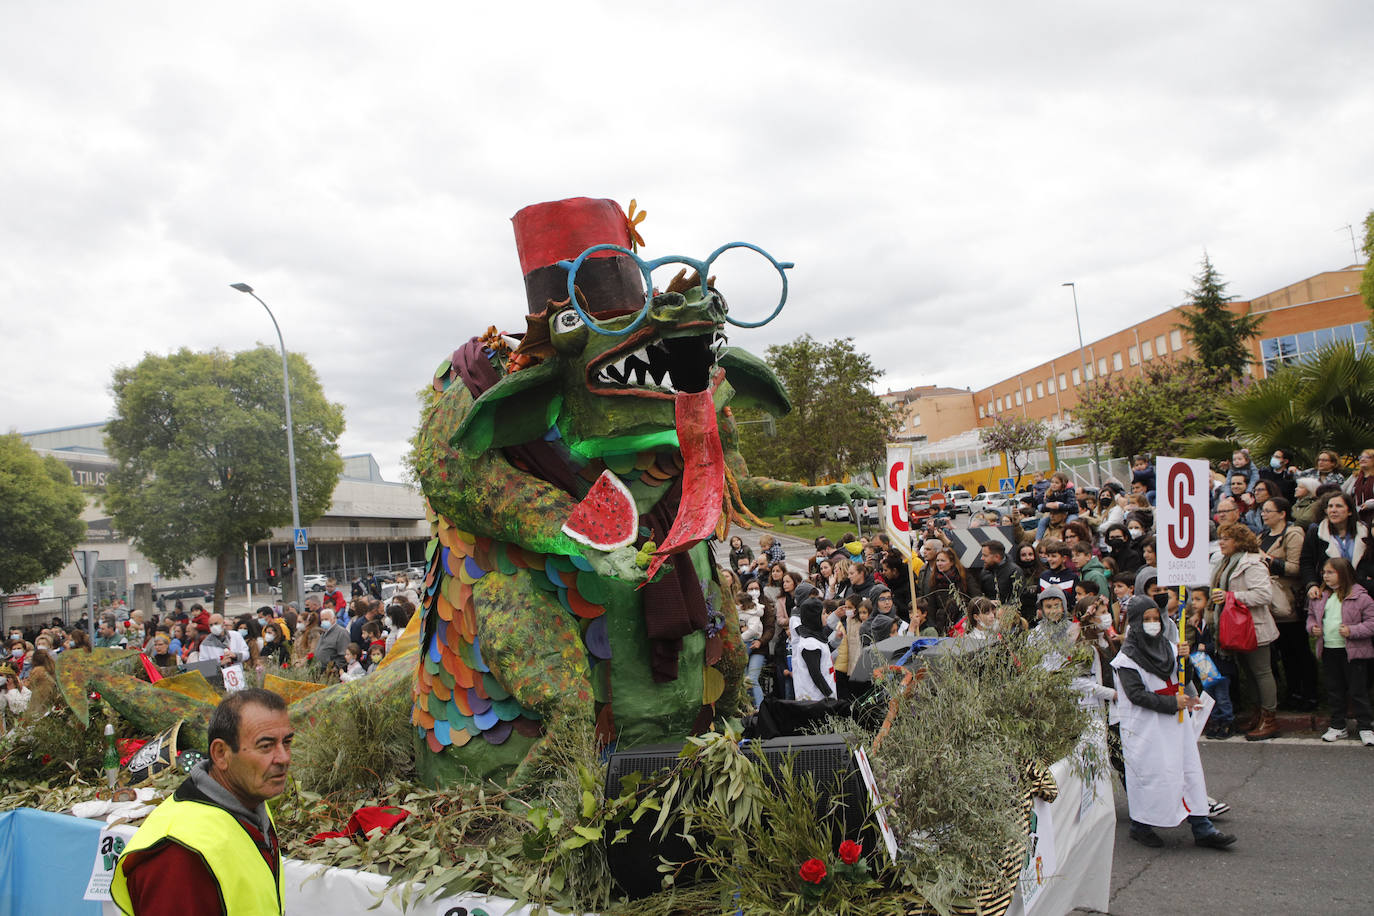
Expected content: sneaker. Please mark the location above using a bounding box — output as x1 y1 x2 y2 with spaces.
1195 831 1237 849
1130 827 1163 848
1207 797 1231 818
1322 727 1349 742
1360 730 1374 747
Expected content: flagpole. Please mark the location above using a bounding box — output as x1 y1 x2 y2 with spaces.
1178 583 1187 722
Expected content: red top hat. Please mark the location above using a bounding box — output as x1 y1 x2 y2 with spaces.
511 197 644 314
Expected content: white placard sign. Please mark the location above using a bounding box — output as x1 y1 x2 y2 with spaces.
83 826 126 900
1155 457 1211 586
221 663 246 692
884 445 912 556
852 746 900 863
1016 796 1058 914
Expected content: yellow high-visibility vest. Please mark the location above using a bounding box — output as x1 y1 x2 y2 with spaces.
110 793 282 915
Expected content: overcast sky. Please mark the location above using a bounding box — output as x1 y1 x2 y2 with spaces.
5 2 1373 482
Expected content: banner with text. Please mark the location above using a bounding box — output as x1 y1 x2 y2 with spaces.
884 445 912 557
1155 457 1211 586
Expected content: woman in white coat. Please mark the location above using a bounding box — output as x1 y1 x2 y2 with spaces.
1111 595 1236 849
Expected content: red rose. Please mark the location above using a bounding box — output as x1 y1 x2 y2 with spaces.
799 857 827 884
838 839 862 865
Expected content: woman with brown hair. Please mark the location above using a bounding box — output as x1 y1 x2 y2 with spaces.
920 547 982 635
1259 496 1318 710
1209 522 1279 740
293 611 322 665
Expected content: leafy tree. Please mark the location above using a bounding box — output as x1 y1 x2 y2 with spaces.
912 459 954 489
1176 253 1265 381
0 434 86 593
1182 342 1374 468
734 335 891 497
105 347 345 612
978 415 1047 491
1075 360 1232 460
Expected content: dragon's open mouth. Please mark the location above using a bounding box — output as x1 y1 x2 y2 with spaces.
588 328 727 397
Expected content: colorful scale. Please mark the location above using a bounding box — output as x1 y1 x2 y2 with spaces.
414 508 620 755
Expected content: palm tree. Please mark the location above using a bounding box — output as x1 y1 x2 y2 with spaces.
1182 342 1374 466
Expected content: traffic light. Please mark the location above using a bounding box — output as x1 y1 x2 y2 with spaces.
266 567 277 585
280 549 295 578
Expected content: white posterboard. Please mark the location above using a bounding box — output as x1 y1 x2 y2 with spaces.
884 445 912 557
221 663 246 692
84 826 125 901
1155 457 1211 586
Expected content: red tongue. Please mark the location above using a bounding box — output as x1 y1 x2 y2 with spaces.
643 389 724 582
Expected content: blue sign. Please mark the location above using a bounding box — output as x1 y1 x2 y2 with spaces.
293 528 308 550
998 477 1015 493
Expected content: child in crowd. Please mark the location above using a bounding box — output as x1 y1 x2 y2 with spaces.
1039 541 1078 596
340 643 366 682
1187 586 1235 739
1307 558 1374 745
368 641 387 669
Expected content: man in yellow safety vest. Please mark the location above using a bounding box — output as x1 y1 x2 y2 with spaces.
112 688 293 915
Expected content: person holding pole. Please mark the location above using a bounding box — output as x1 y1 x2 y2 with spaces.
1111 595 1236 849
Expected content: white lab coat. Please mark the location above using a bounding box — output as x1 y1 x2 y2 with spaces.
791 632 836 701
1110 648 1209 827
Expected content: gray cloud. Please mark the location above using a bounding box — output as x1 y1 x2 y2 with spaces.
4 2 1374 479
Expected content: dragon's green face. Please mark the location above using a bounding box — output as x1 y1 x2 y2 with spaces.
549 287 728 451
452 286 790 458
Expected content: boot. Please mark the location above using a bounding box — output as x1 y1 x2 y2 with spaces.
1235 707 1261 732
1245 709 1280 741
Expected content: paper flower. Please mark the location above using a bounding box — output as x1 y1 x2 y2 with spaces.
798 857 827 884
626 199 647 252
838 839 862 865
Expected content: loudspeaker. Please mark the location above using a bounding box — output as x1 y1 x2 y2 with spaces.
602 734 872 899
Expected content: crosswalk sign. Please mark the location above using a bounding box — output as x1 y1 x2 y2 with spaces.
293 528 308 550
999 477 1015 493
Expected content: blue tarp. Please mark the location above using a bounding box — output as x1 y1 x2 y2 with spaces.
0 807 105 915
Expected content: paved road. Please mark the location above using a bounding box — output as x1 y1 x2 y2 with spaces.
1076 739 1373 915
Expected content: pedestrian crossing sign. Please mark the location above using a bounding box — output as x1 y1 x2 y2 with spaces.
999 477 1015 493
293 528 308 550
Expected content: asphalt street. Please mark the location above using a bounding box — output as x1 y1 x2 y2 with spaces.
1081 740 1373 915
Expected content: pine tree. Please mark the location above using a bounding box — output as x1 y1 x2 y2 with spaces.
1176 253 1265 381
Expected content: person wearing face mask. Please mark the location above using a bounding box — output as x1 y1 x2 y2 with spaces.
1011 543 1045 626
961 596 1000 640
312 609 351 672
1111 596 1236 850
259 622 292 669
1102 524 1142 576
1257 447 1298 501
199 614 250 666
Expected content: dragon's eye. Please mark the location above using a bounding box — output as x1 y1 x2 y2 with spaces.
554 310 584 333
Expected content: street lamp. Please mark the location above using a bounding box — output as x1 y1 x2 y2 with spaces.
1061 282 1102 487
230 283 307 611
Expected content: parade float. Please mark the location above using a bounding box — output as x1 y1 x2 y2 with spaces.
0 198 1112 915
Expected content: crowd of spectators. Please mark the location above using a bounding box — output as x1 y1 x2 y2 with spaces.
717 445 1374 749
0 572 422 731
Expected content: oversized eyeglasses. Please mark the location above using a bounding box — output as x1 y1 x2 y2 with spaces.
556 241 794 338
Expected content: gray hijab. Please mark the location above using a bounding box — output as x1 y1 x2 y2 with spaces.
1120 594 1175 680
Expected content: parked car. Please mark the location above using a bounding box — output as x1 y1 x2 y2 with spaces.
404 566 427 580
948 489 973 515
858 498 881 524
825 503 852 522
969 492 1012 516
302 574 328 592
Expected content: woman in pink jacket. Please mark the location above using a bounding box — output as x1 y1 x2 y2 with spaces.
1306 557 1374 746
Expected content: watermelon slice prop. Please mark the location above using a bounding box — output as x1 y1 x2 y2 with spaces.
562 469 639 551
643 389 726 582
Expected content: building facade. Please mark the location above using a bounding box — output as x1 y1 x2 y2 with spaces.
11 423 427 622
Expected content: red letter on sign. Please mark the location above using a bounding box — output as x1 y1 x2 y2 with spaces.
889 462 908 532
1167 464 1195 557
